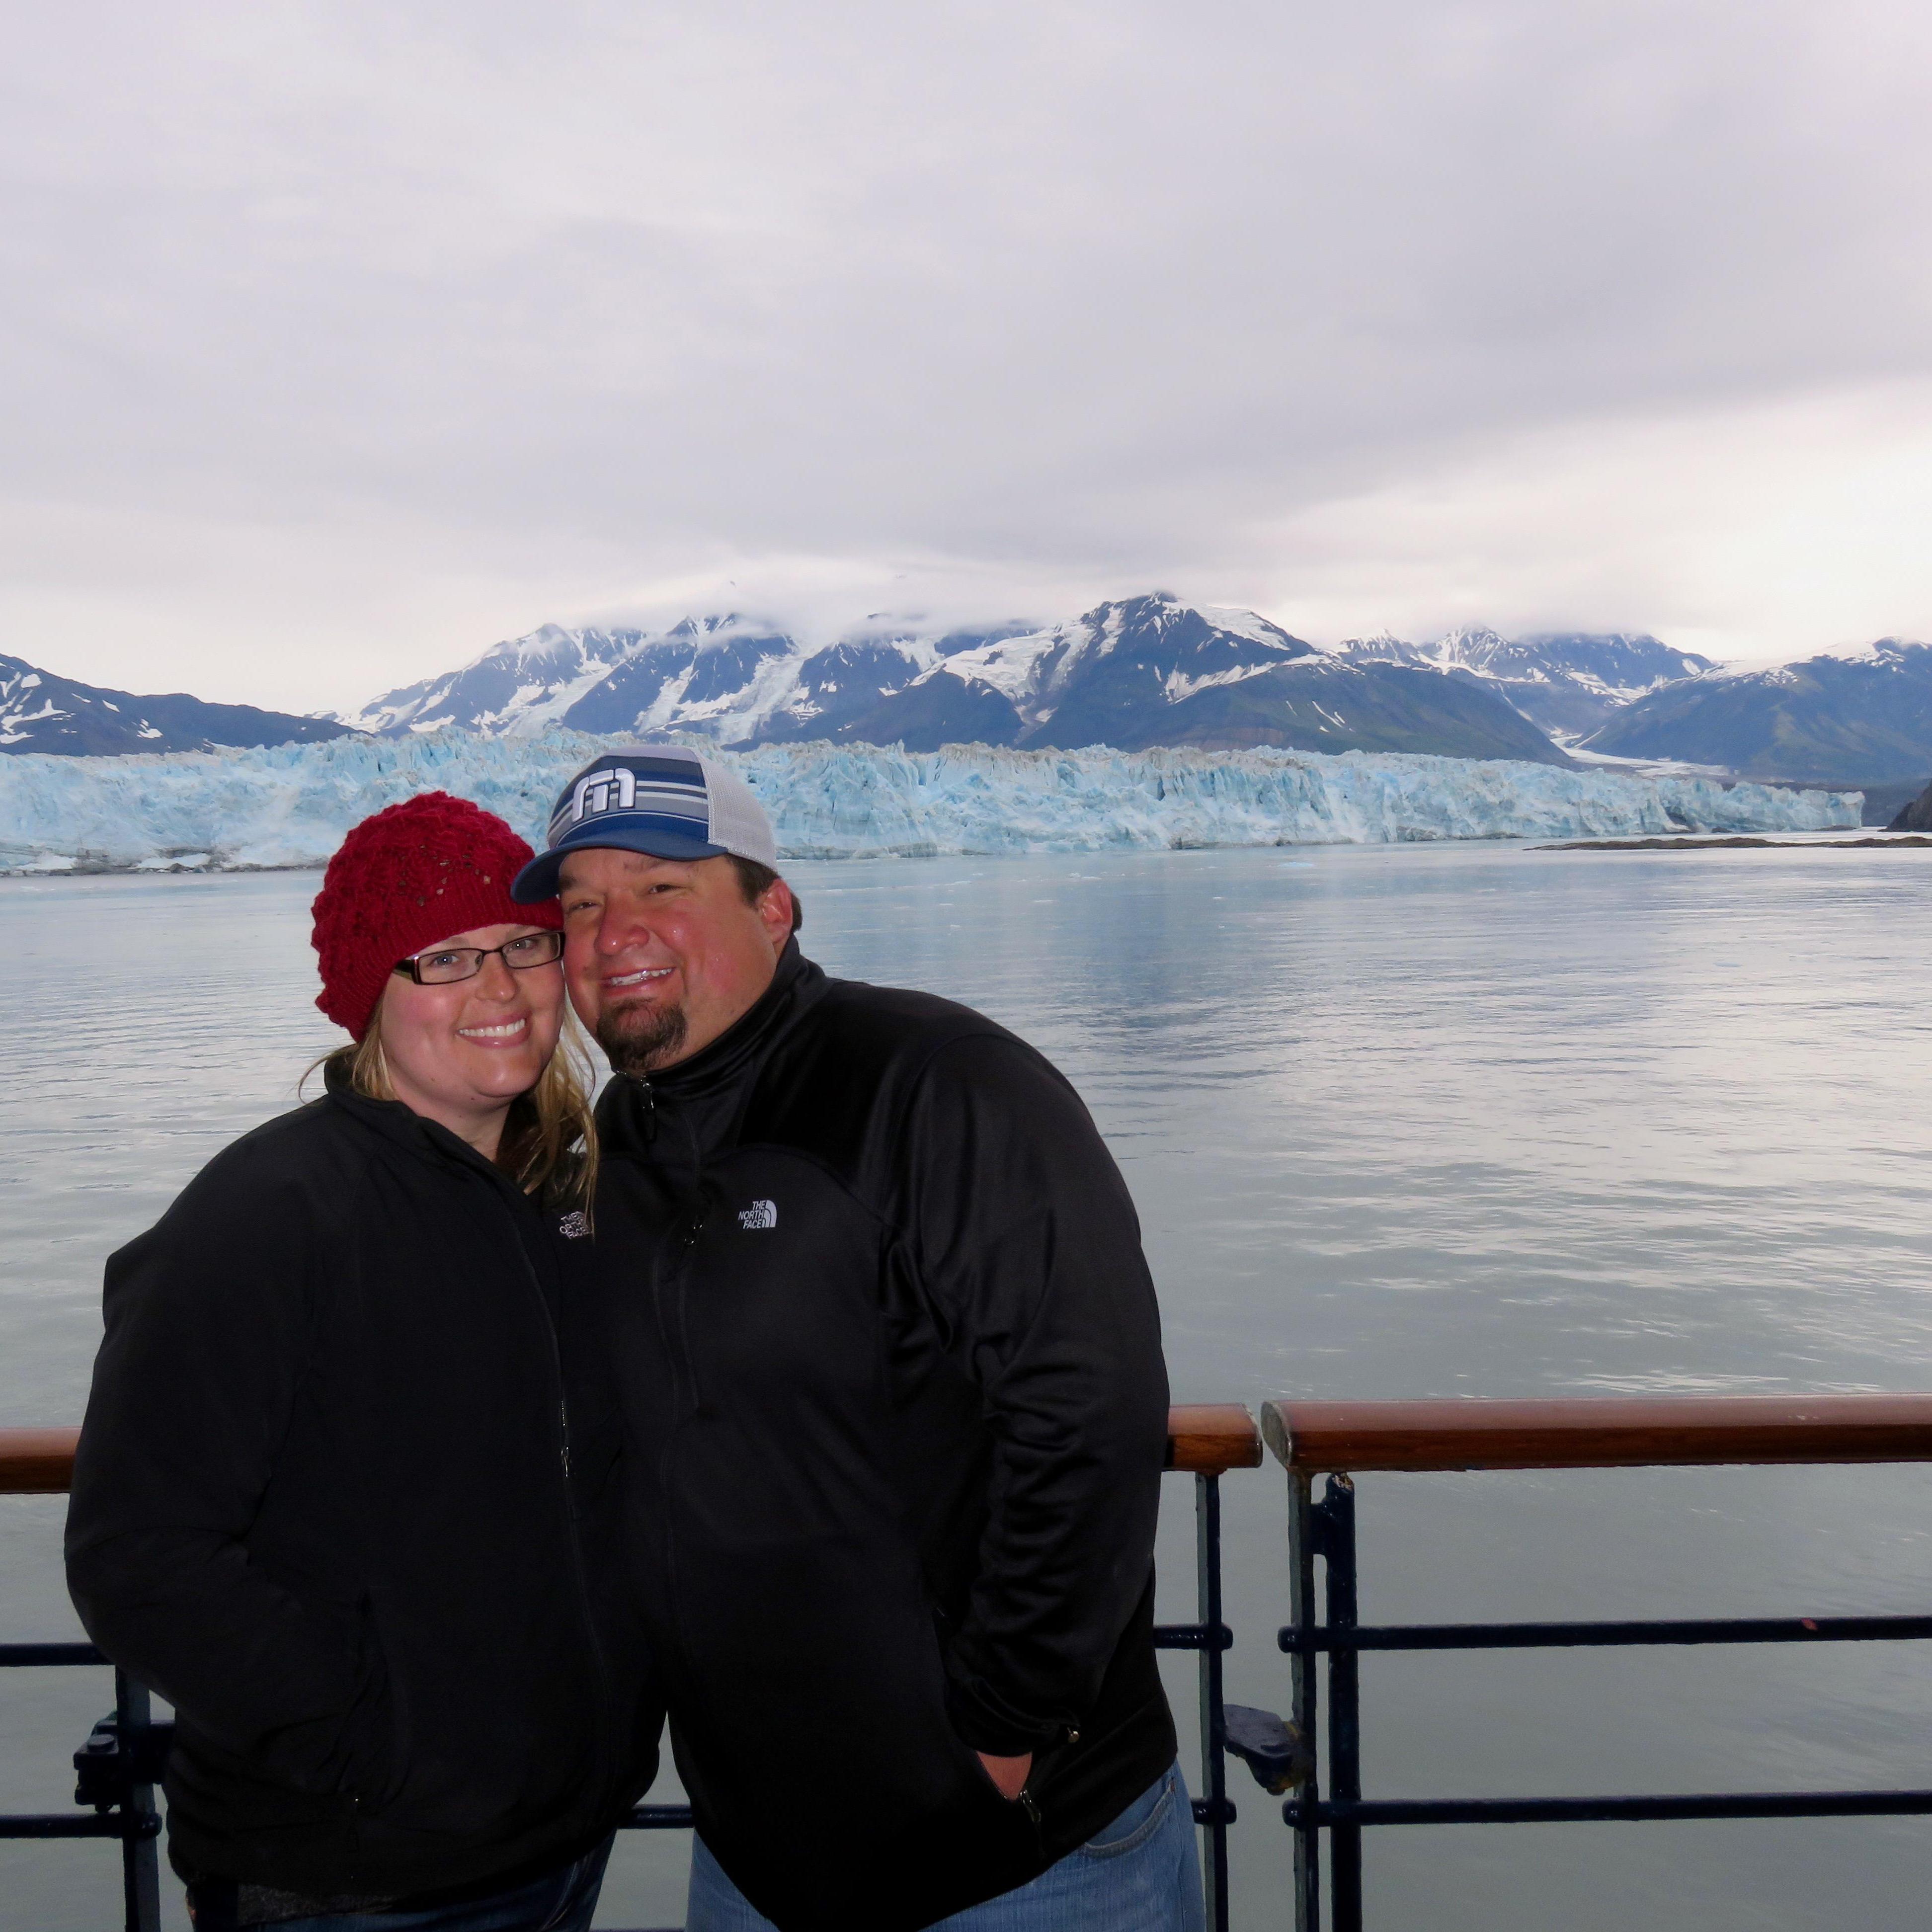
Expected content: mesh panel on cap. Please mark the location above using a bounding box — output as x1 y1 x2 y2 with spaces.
697 757 780 868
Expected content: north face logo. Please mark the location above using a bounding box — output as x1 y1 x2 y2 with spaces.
737 1199 778 1231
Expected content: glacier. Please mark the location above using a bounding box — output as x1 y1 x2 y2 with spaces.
0 731 1862 876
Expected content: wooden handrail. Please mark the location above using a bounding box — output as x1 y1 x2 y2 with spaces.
3 1412 1265 1495
1263 1394 1932 1473
0 1428 81 1495
1166 1404 1264 1476
22 1399 1931 1492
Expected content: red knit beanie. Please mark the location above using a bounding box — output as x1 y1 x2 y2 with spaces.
311 792 564 1040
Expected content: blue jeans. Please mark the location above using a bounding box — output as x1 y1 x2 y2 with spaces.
687 1762 1205 1932
250 1834 613 1932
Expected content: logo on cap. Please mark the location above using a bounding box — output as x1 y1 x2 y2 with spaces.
544 753 713 851
568 767 638 821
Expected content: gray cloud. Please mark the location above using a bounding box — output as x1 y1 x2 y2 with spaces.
4 0 1932 709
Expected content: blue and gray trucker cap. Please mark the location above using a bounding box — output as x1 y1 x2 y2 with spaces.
511 746 779 902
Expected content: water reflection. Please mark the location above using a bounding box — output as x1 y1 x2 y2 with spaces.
4 845 1932 1928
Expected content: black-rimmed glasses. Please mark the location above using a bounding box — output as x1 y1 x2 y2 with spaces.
392 930 564 986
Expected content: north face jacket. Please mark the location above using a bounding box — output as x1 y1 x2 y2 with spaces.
65 1071 661 1902
589 940 1176 1932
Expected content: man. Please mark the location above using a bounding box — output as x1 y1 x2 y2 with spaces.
513 746 1196 1932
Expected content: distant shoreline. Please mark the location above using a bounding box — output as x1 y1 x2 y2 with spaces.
1533 835 1932 851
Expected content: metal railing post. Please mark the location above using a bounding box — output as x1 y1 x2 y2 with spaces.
1286 1469 1320 1932
1195 1471 1232 1932
1317 1478 1362 1932
114 1670 161 1932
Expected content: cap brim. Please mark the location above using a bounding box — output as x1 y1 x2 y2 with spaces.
511 821 732 902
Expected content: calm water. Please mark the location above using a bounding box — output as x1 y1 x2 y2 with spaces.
4 843 1932 1930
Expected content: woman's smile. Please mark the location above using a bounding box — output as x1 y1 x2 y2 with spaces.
456 1013 533 1046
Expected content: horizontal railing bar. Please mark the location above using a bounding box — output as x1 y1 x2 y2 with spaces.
1286 1790 1932 1826
28 1395 1932 1488
5 1410 1265 1495
0 1642 105 1667
1279 1614 1932 1653
1165 1406 1263 1476
1264 1394 1932 1473
1153 1622 1233 1652
621 1797 1244 1838
31 1395 1929 1490
0 1814 149 1840
624 1805 695 1829
0 1428 80 1494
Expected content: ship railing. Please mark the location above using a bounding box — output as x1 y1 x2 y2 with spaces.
0 1409 1261 1932
1269 1394 1932 1932
9 1396 1932 1932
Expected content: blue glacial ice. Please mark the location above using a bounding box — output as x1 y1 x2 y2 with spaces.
0 732 1864 874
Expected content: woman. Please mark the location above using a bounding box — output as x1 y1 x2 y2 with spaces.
66 792 660 1932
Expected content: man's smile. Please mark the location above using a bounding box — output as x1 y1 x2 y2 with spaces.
605 965 675 990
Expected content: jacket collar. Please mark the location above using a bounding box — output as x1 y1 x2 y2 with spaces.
322 1055 528 1198
596 938 824 1153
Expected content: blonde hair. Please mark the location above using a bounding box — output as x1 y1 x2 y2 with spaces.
308 1002 600 1212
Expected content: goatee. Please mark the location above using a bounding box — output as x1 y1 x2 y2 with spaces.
596 1001 688 1077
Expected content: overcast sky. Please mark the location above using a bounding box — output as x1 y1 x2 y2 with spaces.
7 0 1932 713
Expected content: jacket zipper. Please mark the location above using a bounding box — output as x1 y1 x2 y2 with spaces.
496 1192 616 1816
650 1094 716 1683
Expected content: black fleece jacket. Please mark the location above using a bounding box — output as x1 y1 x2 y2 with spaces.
64 1072 661 1901
588 941 1175 1932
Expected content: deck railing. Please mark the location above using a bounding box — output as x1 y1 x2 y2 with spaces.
9 1395 1932 1932
0 1411 1263 1932
1266 1395 1932 1932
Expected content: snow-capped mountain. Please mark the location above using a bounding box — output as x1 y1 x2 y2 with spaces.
0 654 357 757
342 614 1034 744
1326 629 1715 738
832 596 1318 747
836 596 1571 761
348 594 1573 765
339 623 656 736
1582 638 1932 784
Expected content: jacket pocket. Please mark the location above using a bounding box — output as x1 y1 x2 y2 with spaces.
355 1574 602 1839
336 1591 406 1812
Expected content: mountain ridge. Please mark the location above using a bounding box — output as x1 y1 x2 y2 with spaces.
27 604 1929 792
0 655 358 758
343 593 1578 766
1581 638 1932 784
1324 628 1717 739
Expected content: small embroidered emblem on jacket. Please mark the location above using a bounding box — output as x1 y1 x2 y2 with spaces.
558 1210 589 1240
738 1200 778 1231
